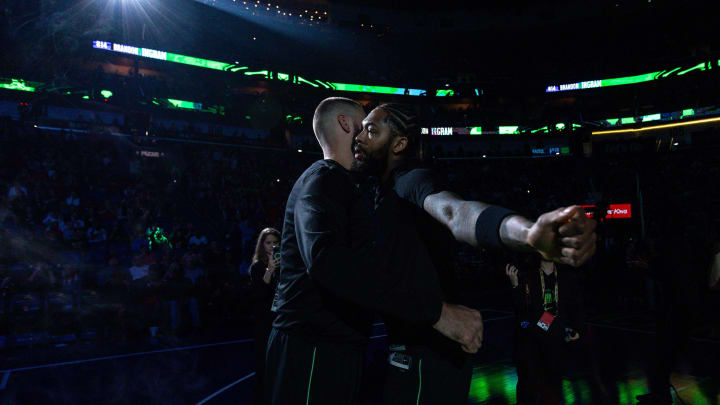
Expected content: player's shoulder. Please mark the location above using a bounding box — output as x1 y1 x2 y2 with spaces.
301 160 352 193
394 162 439 190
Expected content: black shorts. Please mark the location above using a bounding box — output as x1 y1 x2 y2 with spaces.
264 328 364 405
381 347 473 405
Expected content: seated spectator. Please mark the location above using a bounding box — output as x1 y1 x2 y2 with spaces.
129 256 150 281
66 191 80 207
98 256 123 287
87 219 107 244
8 182 27 201
134 245 157 267
42 211 59 226
185 257 205 285
59 263 82 293
27 262 57 291
189 233 208 246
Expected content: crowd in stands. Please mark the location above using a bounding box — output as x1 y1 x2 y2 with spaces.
1 111 718 348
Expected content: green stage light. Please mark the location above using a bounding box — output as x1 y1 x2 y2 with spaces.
100 90 113 98
167 98 202 110
93 40 428 96
677 62 707 76
641 113 661 122
469 127 482 135
166 53 230 71
0 79 36 92
621 117 636 125
499 126 519 134
244 70 270 78
601 71 663 87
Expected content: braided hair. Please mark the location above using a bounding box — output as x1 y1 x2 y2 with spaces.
377 103 421 157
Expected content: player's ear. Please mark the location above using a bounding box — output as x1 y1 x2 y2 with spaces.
392 136 408 154
337 114 351 134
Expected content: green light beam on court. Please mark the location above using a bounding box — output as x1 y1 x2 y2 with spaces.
642 113 661 122
621 117 636 125
436 89 455 97
469 127 482 135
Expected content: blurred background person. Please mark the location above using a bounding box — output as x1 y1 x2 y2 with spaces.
506 257 584 405
248 227 280 405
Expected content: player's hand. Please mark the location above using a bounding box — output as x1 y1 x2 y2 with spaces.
505 264 519 288
527 206 597 267
433 303 483 353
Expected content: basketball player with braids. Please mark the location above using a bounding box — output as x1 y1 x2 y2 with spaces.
266 98 484 405
352 104 597 404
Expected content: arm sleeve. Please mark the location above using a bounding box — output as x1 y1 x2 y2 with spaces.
393 168 445 209
294 170 442 326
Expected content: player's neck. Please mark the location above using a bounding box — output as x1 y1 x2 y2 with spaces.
382 158 404 183
323 152 353 171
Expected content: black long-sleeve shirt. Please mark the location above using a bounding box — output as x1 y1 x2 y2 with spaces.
272 159 443 346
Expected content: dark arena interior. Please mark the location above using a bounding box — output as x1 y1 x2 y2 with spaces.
1 0 719 404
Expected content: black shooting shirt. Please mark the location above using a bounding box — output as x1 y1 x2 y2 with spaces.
381 161 466 361
272 159 442 347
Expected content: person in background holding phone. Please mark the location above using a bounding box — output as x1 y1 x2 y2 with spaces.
249 227 281 405
506 257 584 405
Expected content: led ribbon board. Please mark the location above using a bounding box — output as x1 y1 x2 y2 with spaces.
421 127 482 135
93 40 426 96
0 78 41 92
546 59 719 93
581 204 632 219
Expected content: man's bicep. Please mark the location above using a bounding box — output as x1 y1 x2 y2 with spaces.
423 191 474 228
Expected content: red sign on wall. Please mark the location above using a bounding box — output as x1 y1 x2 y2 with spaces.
581 204 632 219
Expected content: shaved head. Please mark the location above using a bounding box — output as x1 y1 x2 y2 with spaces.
313 97 364 149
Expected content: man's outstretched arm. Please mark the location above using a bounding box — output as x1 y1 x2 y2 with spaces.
423 191 597 267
